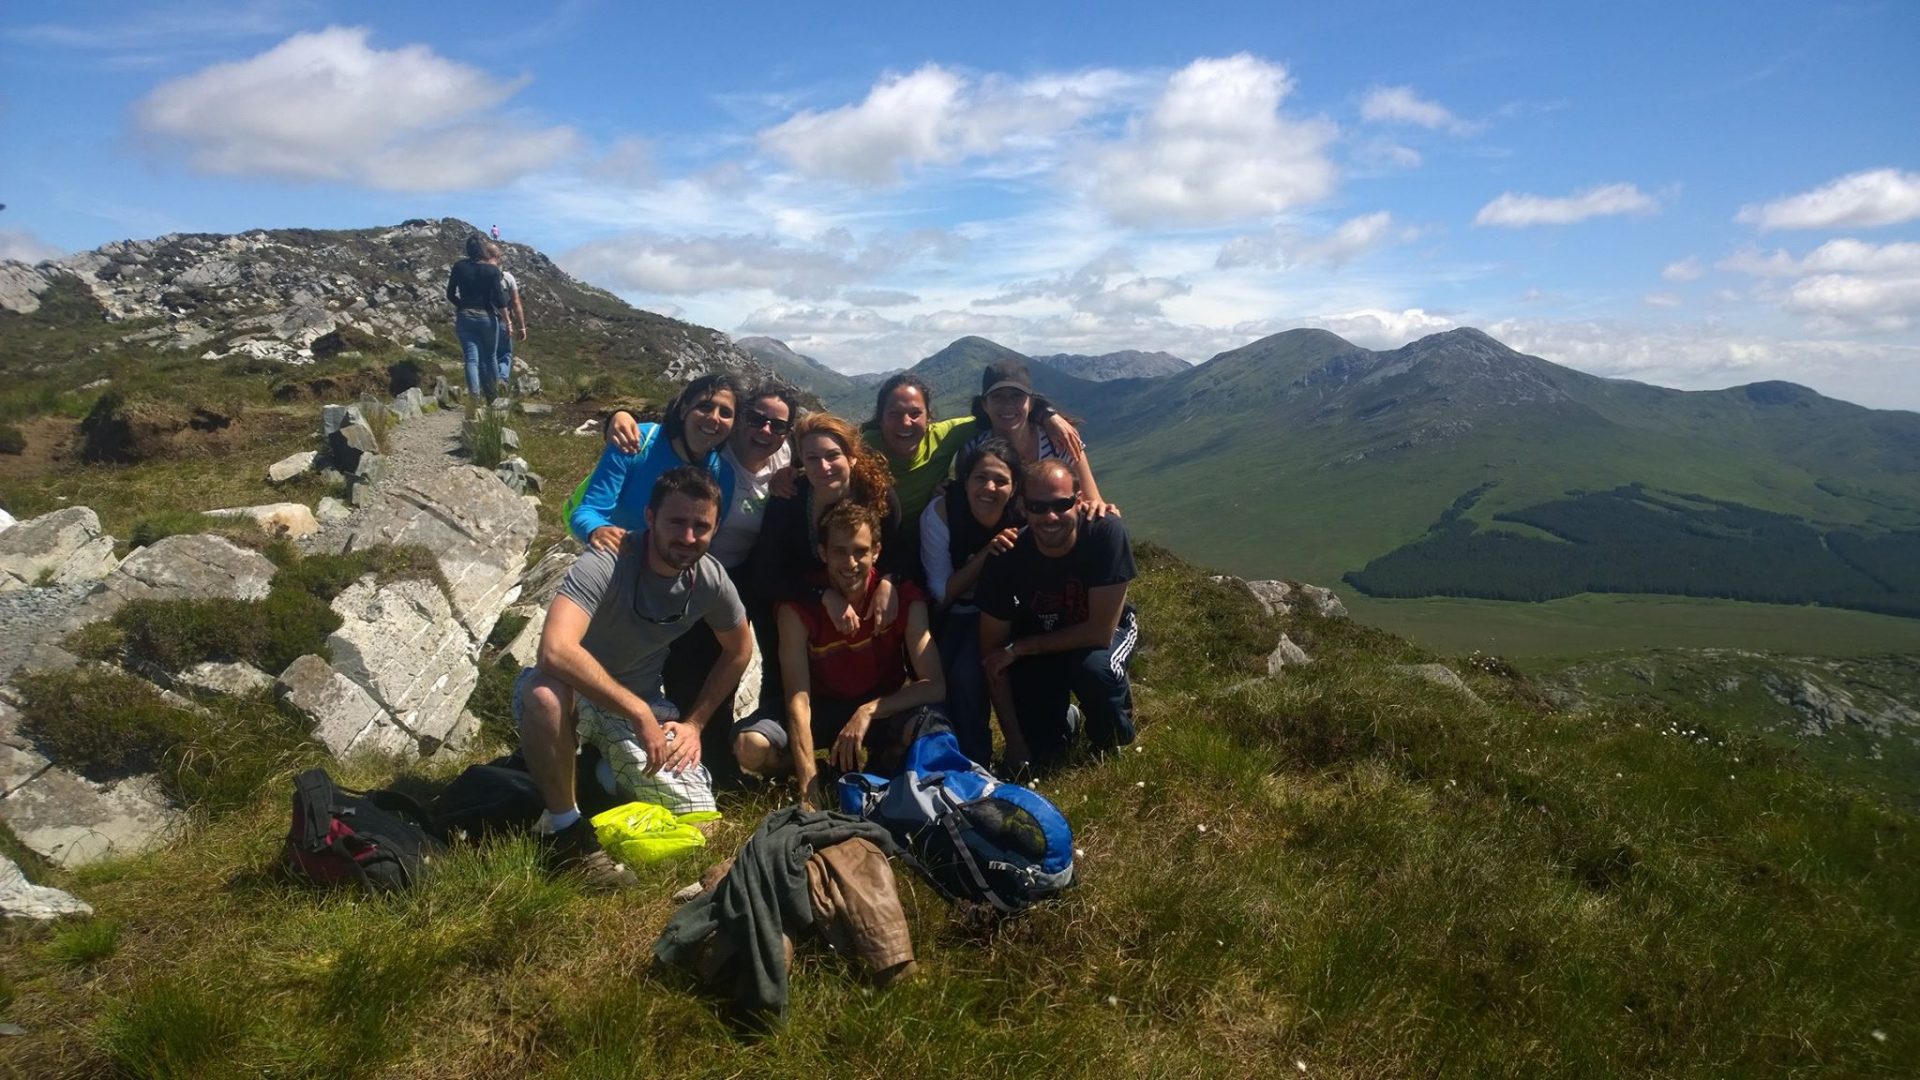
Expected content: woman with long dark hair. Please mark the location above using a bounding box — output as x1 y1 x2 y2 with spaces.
565 372 740 554
920 436 1024 761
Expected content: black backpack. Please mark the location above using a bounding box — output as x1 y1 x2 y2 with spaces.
284 768 443 893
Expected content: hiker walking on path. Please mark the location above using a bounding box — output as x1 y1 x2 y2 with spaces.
490 248 527 390
445 234 509 402
978 459 1140 775
514 467 752 888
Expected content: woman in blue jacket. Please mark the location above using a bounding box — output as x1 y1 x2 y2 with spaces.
567 373 740 553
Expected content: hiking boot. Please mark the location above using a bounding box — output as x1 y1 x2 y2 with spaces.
539 817 637 891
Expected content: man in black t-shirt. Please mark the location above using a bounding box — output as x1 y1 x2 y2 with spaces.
977 459 1140 773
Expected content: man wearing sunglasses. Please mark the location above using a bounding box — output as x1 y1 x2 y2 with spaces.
977 459 1140 776
513 467 752 888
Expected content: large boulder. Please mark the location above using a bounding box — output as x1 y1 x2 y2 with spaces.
328 420 379 475
275 653 416 759
0 507 119 592
324 577 478 750
0 263 52 315
60 532 275 631
329 465 538 643
0 764 182 868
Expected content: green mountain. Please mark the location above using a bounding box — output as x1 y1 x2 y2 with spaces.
734 336 857 401
1027 348 1191 381
1074 327 1920 618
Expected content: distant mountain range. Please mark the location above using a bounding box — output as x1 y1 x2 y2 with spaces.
1026 350 1190 381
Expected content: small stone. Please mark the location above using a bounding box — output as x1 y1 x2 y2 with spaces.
203 502 320 540
520 402 553 416
315 496 352 524
1105 995 1118 1007
268 450 319 484
501 427 520 451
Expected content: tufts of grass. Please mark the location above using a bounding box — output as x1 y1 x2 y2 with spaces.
126 508 221 551
462 400 508 468
47 919 121 967
97 977 255 1080
12 668 320 813
95 591 341 675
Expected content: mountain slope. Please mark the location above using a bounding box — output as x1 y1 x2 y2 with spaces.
735 336 857 401
1028 348 1190 381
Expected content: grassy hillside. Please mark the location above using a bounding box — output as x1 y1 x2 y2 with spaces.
3 547 1914 1077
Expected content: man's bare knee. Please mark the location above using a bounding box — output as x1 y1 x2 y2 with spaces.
733 731 786 776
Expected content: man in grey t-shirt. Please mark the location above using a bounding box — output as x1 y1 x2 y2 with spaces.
516 466 751 887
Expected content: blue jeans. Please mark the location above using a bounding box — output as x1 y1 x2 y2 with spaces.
938 608 993 763
455 312 500 400
496 322 515 387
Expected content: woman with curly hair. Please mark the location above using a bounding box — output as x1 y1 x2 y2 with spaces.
748 412 903 608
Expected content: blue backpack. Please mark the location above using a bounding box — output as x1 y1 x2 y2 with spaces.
838 729 1076 914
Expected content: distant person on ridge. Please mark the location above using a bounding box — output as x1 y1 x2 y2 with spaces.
515 466 752 888
733 500 946 806
977 458 1140 775
445 233 508 401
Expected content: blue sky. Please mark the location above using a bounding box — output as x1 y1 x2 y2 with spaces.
4 0 1918 407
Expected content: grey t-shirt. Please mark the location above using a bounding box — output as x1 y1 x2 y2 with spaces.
556 543 745 698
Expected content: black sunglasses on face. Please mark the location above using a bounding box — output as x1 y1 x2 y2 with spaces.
745 409 793 436
1023 496 1078 516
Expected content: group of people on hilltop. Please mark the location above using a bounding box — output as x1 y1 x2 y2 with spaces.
513 362 1140 886
444 233 529 403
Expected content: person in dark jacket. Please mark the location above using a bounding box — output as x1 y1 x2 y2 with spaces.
445 233 509 401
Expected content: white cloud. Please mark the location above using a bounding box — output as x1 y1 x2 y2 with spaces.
756 64 1131 185
1356 141 1423 169
1720 239 1920 278
1644 292 1683 308
0 229 65 263
587 136 656 188
134 26 578 191
1662 256 1704 282
1782 274 1920 329
1359 86 1478 135
562 228 963 300
974 248 1191 317
843 288 920 307
1084 54 1338 226
1474 182 1658 226
1216 211 1399 270
737 303 902 335
1280 308 1460 349
1473 183 1659 227
1736 168 1920 231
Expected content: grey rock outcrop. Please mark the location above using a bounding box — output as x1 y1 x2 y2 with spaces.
0 761 182 869
494 456 542 495
1390 664 1489 710
0 263 52 315
268 450 319 483
174 660 274 697
516 546 578 610
0 507 119 592
3 853 93 927
60 532 275 632
1265 633 1312 674
329 420 379 474
276 653 414 758
323 577 478 753
1216 577 1349 620
329 465 538 642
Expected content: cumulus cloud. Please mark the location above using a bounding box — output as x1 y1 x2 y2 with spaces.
1662 256 1704 282
757 64 1132 185
1474 183 1658 227
1359 86 1478 134
974 248 1191 317
842 288 921 307
1084 54 1338 226
1644 292 1683 308
0 229 65 263
563 228 962 300
737 303 902 335
1216 211 1400 269
133 26 578 191
1736 168 1920 231
1718 238 1920 330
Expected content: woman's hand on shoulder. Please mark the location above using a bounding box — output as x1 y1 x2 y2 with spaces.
988 526 1019 555
768 464 799 500
607 410 641 454
1043 412 1086 460
1086 499 1121 519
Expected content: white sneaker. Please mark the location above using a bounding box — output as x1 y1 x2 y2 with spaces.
1065 703 1082 736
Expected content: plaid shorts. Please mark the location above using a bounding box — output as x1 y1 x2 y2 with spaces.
512 667 716 815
